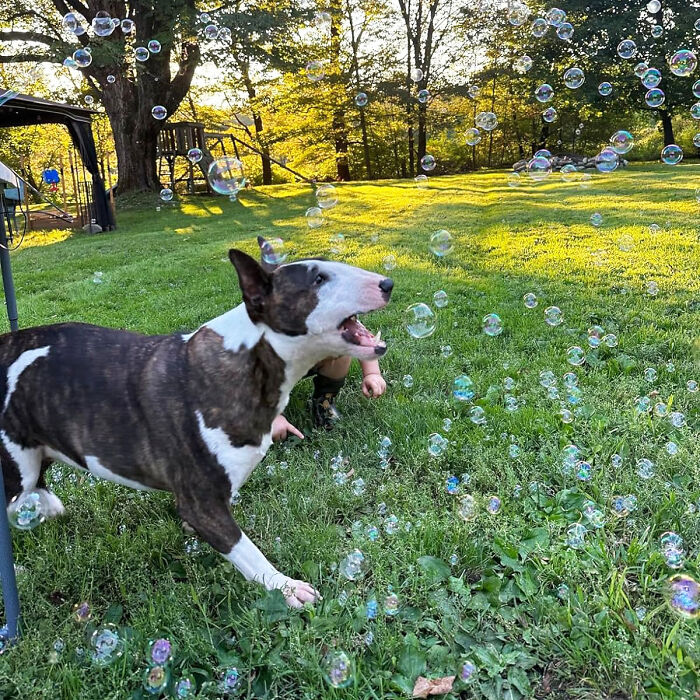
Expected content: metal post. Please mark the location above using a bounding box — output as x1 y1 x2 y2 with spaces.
0 205 20 639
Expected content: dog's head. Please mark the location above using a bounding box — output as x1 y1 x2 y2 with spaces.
227 237 392 359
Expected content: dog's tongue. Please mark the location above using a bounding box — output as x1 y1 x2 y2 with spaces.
341 316 381 347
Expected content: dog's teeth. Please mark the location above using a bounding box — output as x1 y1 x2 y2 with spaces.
375 330 381 341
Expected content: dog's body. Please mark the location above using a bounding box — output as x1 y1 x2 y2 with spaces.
1 248 392 607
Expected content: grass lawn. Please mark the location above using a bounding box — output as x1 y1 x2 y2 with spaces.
1 163 699 699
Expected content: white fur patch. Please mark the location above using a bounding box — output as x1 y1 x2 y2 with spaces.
196 304 263 352
1 430 41 491
38 489 66 517
4 346 50 411
195 410 271 493
226 532 285 588
85 455 153 491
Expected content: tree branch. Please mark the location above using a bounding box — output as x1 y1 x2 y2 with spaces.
0 53 58 63
166 40 201 114
0 30 60 46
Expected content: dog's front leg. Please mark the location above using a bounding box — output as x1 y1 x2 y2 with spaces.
177 493 320 608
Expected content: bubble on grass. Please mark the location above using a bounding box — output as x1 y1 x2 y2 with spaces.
402 374 414 388
653 402 667 418
667 575 699 619
564 68 585 89
601 333 618 348
446 475 459 494
520 292 538 309
428 433 448 456
8 490 47 530
174 677 195 698
414 174 429 188
527 156 552 181
661 144 683 164
507 172 521 187
339 549 367 580
149 638 172 665
566 523 587 549
218 668 240 693
469 406 486 425
452 375 475 402
643 367 657 383
420 154 436 171
465 128 481 146
687 379 698 393
458 494 477 521
557 22 574 40
417 89 430 104
159 187 173 202
365 524 379 540
329 233 345 254
441 345 452 358
509 444 520 458
645 87 665 108
669 411 685 428
405 303 436 338
617 39 637 59
504 376 516 390
566 346 585 366
379 254 396 272
531 17 548 38
429 229 453 257
432 290 449 309
636 458 655 479
384 593 400 616
646 280 659 296
575 461 592 481
486 496 501 514
90 624 124 666
598 82 613 96
539 370 556 388
534 83 554 102
514 55 533 73
560 408 574 424
316 183 338 209
482 313 503 337
544 306 563 327
669 49 697 77
666 441 679 456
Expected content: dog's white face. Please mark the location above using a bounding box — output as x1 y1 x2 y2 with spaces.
229 245 393 359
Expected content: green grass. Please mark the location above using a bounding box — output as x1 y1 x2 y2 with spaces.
1 163 699 699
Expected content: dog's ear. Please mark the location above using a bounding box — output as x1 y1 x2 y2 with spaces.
257 236 279 273
229 249 272 319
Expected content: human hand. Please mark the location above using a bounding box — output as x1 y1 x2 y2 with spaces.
362 373 386 398
271 415 304 442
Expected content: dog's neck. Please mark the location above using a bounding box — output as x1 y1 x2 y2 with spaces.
193 303 329 415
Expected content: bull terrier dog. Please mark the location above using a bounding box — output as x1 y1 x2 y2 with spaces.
1 248 393 607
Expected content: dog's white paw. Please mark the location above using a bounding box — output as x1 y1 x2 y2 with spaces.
272 576 322 609
39 490 66 518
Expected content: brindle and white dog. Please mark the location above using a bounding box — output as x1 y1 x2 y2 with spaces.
1 246 392 607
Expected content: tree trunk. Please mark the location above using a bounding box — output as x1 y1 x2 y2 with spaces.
254 113 273 186
416 102 427 172
659 109 675 146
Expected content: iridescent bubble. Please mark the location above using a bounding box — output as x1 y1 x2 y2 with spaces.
531 17 548 38
575 461 592 481
666 441 679 456
563 372 578 388
482 313 503 337
557 22 574 40
73 48 92 67
560 408 574 424
106 74 116 84
566 346 585 366
384 593 400 616
610 130 634 154
428 432 448 456
460 660 477 681
433 290 448 308
316 183 338 209
186 147 203 164
598 82 613 96
429 229 453 256
420 154 436 172
560 163 578 181
203 24 219 40
507 172 521 187
687 379 698 392
544 306 563 326
323 650 354 688
465 128 481 146
486 496 501 514
469 406 486 425
564 67 585 89
151 105 167 120
523 292 537 308
587 325 604 348
92 13 115 37
261 238 287 265
566 523 587 549
475 111 498 131
219 668 240 693
670 411 685 428
603 333 618 348
405 303 436 339
508 443 520 458
692 102 700 119
644 367 658 383
445 475 459 494
534 148 551 159
645 87 665 108
595 148 619 173
636 458 655 479
514 55 533 73
647 0 661 10
403 374 414 388
62 11 82 32
417 89 430 104
441 345 452 358
693 81 700 99
534 83 554 102
468 84 480 98
453 375 475 401
669 49 697 77
661 144 683 164
458 494 477 521
306 60 325 81
617 40 638 59
121 18 135 33
414 174 429 188
527 156 552 181
355 92 368 107
339 549 367 580
149 638 173 665
90 624 124 666
134 46 150 62
208 157 244 196
667 575 700 619
651 24 663 38
8 490 47 530
382 254 396 271
641 68 662 89
546 7 566 25
542 107 558 123
147 39 161 53
72 601 91 623
174 677 195 698
590 212 604 227
410 68 424 82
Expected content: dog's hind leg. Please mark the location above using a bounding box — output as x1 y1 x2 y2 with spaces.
176 490 320 608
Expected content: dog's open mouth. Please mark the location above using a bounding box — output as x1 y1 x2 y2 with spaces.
339 314 385 351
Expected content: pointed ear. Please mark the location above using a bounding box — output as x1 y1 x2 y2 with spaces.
257 235 279 273
228 249 272 319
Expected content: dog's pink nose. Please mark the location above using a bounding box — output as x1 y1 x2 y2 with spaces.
379 278 394 295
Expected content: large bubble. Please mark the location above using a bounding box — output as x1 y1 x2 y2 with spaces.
405 303 436 338
208 157 244 196
669 49 697 77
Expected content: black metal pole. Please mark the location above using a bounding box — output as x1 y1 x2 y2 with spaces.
0 204 20 639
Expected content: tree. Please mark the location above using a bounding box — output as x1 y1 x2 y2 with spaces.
0 0 201 194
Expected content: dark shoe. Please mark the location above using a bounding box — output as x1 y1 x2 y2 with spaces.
312 392 341 429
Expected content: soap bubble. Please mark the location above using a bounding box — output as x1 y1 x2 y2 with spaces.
460 660 477 681
458 494 477 521
590 212 603 227
563 372 577 388
692 103 700 119
603 333 618 348
475 111 498 131
382 255 396 271
617 40 637 59
546 7 566 25
595 148 619 173
587 325 604 347
428 433 448 456
647 0 661 10
560 409 574 424
339 549 367 580
468 85 480 98
306 60 325 81
329 233 344 254
598 82 612 96
72 601 91 623
174 677 194 698
159 187 173 202
486 496 501 514
92 13 115 37
429 229 453 256
384 593 400 615
646 280 659 295
151 105 167 120
355 92 368 107
482 313 503 337
564 68 585 89
134 46 149 62
645 87 665 107
414 174 429 188
641 68 661 88
667 575 699 619
669 49 697 77
566 346 585 366
636 458 655 479
316 183 338 209
575 461 592 481
661 144 683 164
323 650 354 688
73 49 92 67
542 107 558 123
147 39 161 53
410 68 424 82
218 668 240 693
557 22 574 40
9 490 48 530
507 172 521 187
186 147 203 163
540 370 556 388
106 74 116 84
62 12 82 32
666 441 679 456
405 303 436 338
204 24 219 40
644 367 657 382
433 290 448 308
453 375 475 401
441 345 453 358
420 154 436 171
694 81 700 99
121 18 134 33
687 380 698 393
144 665 169 694
261 238 287 265
527 156 552 181
531 18 548 38
534 83 554 102
566 523 587 549
149 638 173 665
417 89 430 104
403 374 413 388
465 128 481 146
610 130 634 154
208 157 244 196
544 306 563 326
669 411 685 428
514 55 533 73
523 293 537 308
90 625 124 666
508 443 520 458
534 148 551 159
469 406 486 425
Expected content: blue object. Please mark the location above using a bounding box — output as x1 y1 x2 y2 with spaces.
41 169 60 185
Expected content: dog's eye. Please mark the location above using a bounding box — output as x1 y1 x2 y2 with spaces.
313 273 327 286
